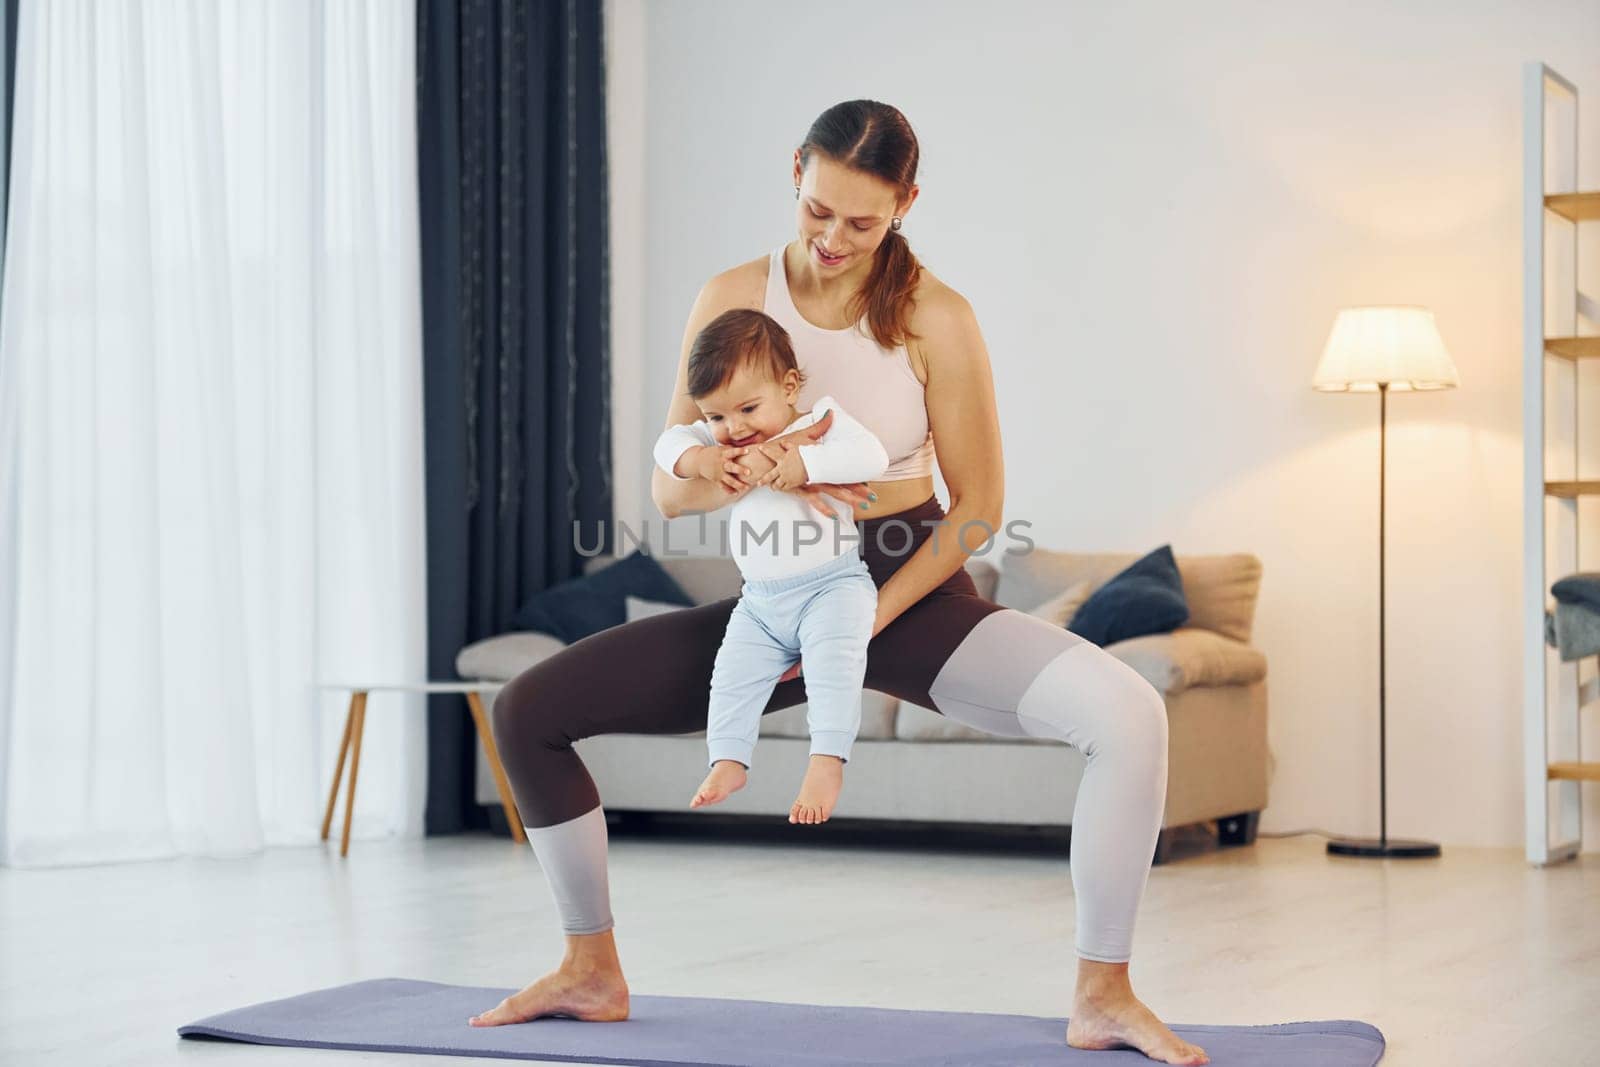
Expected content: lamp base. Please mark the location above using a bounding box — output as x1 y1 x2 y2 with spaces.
1326 836 1441 858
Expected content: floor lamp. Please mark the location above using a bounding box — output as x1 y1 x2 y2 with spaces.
1312 306 1459 859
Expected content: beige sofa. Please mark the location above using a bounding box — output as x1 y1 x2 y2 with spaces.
461 547 1268 862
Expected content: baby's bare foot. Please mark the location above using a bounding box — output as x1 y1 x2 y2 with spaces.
690 760 747 809
788 755 844 825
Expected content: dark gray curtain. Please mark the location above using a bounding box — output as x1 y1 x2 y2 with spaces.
417 0 612 835
1 0 17 296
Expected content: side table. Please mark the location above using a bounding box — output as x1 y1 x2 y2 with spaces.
316 681 524 856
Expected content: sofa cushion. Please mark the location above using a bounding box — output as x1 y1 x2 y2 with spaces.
456 631 569 683
965 559 1000 601
893 699 1053 743
894 628 1268 737
1171 554 1263 644
586 552 1000 606
995 549 1262 643
1027 578 1096 627
514 550 693 642
1067 545 1188 646
1108 628 1267 694
616 591 899 741
656 555 745 605
588 551 744 605
758 690 899 741
625 595 688 622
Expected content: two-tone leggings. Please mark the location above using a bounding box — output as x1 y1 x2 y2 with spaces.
490 494 1169 963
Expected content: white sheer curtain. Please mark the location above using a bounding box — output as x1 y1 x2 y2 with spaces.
0 0 428 867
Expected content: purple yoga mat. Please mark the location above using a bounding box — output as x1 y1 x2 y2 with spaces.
178 977 1385 1066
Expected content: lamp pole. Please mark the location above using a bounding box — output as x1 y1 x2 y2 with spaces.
1379 382 1387 850
1327 381 1440 858
1315 305 1454 858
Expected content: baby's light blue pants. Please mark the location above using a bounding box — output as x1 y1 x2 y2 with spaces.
706 550 877 768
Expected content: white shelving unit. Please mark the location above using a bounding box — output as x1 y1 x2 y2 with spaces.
1523 62 1598 866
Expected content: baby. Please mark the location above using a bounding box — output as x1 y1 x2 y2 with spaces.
653 308 888 825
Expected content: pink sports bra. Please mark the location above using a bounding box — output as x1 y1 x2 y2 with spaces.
762 245 937 481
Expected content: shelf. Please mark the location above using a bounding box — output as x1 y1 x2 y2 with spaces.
1523 65 1592 866
1544 192 1600 221
1546 337 1600 360
1544 481 1600 498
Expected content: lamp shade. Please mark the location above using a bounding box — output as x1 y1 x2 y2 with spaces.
1312 306 1460 392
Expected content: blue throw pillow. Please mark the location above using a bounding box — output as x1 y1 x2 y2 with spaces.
511 550 694 644
1067 545 1189 646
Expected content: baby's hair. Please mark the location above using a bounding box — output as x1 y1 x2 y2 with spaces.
686 309 808 399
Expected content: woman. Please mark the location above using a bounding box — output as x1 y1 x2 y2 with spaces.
474 100 1208 1066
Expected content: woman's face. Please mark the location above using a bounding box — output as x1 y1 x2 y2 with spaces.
694 362 802 447
792 152 914 276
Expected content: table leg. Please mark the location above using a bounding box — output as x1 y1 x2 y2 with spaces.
340 690 369 857
466 690 526 843
320 694 357 841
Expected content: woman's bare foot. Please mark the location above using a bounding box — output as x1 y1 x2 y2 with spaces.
690 760 747 808
1065 960 1208 1064
469 932 630 1027
788 754 843 824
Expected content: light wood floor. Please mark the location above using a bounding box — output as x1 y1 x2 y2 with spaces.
0 826 1593 1065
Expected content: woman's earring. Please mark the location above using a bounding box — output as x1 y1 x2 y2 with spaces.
794 186 800 200
890 216 903 232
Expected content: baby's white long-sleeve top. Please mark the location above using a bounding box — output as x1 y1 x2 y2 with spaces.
652 395 890 581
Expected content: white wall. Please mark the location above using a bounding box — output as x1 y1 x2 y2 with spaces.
606 0 647 541
607 0 1600 850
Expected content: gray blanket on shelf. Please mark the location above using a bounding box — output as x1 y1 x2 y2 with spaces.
1546 572 1600 660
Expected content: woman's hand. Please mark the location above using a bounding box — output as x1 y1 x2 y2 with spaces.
787 482 874 517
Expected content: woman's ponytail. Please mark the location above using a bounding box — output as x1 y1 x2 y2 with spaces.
852 228 921 349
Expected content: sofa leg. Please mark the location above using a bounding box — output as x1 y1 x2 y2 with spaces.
1217 811 1260 847
1152 828 1176 866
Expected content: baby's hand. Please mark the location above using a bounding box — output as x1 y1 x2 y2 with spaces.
753 442 809 493
690 444 754 495
735 410 831 489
